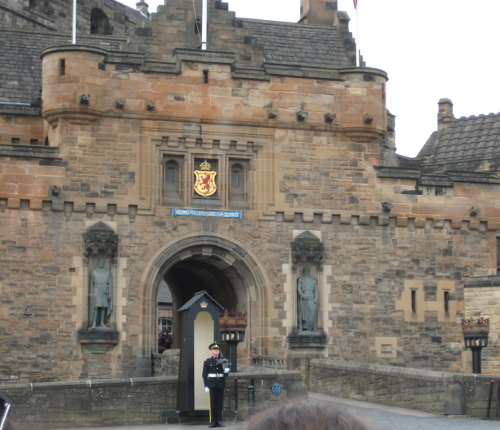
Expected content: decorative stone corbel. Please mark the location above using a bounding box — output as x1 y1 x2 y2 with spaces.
115 99 126 109
296 111 308 121
78 94 90 105
381 202 393 212
50 185 62 197
363 114 373 124
268 109 279 119
146 100 156 111
324 113 336 123
469 207 481 216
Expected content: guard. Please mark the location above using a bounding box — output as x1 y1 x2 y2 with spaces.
202 342 230 427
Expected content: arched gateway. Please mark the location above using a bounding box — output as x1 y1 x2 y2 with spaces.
136 233 270 376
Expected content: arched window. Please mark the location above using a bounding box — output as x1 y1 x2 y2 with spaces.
229 163 245 202
90 8 112 35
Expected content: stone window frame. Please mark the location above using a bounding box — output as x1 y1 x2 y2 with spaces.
228 158 251 209
162 154 185 205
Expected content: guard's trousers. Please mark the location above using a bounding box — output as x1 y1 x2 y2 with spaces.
209 387 224 424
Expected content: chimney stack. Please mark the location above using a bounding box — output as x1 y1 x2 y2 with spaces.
438 98 454 130
136 1 149 16
300 0 337 25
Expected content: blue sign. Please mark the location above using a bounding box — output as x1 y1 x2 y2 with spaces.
271 383 282 396
171 208 243 219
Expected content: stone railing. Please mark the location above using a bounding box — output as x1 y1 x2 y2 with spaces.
151 349 180 377
1 369 305 429
252 355 287 370
309 359 499 417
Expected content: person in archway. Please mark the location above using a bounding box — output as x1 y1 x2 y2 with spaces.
202 342 230 428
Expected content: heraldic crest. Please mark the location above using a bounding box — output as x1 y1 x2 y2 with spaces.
194 160 217 197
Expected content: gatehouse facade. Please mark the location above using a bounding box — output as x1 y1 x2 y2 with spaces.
1 0 500 382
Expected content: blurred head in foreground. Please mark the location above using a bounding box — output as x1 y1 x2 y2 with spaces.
243 399 372 430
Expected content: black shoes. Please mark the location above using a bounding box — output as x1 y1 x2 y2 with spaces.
217 422 225 427
208 422 225 428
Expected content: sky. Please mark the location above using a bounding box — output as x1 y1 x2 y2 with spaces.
117 0 500 158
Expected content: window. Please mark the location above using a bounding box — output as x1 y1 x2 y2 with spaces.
411 290 417 314
59 59 65 76
230 163 245 202
90 8 112 35
194 18 202 35
164 160 181 199
444 291 450 316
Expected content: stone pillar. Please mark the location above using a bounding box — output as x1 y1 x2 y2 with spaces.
438 98 455 130
299 0 337 25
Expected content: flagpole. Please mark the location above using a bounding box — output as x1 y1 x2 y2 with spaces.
201 0 207 50
72 0 77 44
355 1 359 66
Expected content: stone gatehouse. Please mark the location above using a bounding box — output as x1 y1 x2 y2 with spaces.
1 0 500 382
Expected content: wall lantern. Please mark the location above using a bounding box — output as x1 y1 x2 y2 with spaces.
462 316 489 374
220 309 247 373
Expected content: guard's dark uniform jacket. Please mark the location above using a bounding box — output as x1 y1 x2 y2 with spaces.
202 357 228 426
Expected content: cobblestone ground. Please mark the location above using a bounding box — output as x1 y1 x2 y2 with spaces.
59 393 500 430
312 394 500 430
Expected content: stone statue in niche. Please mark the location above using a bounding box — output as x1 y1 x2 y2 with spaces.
297 267 318 333
89 258 113 329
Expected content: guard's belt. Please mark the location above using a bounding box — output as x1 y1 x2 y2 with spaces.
208 373 224 377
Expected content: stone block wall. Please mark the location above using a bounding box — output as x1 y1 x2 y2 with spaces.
0 369 304 430
0 0 141 35
309 359 497 417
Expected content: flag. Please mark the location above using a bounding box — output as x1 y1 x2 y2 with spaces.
353 0 358 9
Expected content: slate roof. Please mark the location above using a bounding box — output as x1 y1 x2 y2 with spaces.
1 15 353 106
242 19 352 68
0 29 124 104
417 113 500 163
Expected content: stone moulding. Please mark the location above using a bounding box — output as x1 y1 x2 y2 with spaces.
78 328 119 354
288 327 328 348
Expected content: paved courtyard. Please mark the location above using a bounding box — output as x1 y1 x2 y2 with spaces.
59 393 500 430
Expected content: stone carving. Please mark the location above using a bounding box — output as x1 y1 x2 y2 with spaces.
83 222 119 262
78 93 90 105
291 231 324 271
89 258 112 329
297 267 318 333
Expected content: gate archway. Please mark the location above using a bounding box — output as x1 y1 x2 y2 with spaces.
138 233 270 370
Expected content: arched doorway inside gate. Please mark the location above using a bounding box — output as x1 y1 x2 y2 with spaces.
143 234 269 368
163 257 238 350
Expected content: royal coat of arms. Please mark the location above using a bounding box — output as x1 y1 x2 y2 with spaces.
194 160 217 197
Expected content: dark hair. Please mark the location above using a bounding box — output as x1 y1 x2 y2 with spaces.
244 399 372 430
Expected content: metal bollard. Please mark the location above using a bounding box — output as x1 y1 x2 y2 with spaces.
483 380 500 420
248 380 255 417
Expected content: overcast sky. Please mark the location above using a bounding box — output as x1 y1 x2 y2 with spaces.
117 0 500 158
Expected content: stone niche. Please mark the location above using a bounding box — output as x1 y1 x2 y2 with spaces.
78 221 120 353
289 231 327 349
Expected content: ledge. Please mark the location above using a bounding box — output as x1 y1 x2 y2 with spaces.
464 276 500 288
0 144 60 159
41 44 109 58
